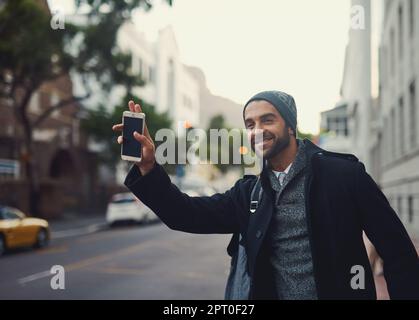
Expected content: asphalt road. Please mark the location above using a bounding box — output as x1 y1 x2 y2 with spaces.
1 218 402 300
0 222 232 299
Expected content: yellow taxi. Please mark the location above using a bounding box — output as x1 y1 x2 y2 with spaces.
0 206 50 256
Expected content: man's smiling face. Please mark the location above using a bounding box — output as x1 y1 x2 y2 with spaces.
244 100 292 159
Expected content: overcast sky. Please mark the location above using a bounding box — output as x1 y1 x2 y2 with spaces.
50 0 381 134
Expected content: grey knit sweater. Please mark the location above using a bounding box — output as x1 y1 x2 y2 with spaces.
267 139 318 300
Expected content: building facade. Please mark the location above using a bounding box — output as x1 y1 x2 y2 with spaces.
0 0 101 218
0 74 100 218
117 23 200 130
341 0 373 171
320 0 372 167
324 0 419 235
319 103 351 154
375 0 419 234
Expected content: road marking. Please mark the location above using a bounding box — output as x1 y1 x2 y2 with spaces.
17 237 165 286
18 270 51 286
17 230 226 286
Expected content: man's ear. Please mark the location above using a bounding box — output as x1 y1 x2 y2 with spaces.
288 127 295 137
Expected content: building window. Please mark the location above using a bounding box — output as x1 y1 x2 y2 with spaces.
409 0 414 37
327 117 348 136
29 91 40 113
138 57 143 76
397 196 403 218
167 59 175 113
410 81 417 148
398 4 403 60
380 46 387 91
390 28 395 75
50 92 60 118
142 64 148 81
344 118 348 136
408 195 414 223
391 108 396 159
399 96 405 155
383 117 389 164
149 66 155 84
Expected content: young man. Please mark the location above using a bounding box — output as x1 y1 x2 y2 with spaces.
112 91 419 300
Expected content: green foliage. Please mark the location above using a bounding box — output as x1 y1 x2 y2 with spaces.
297 128 314 141
206 114 244 174
0 0 75 90
207 114 226 131
81 94 172 169
133 96 172 141
0 0 172 109
0 0 172 216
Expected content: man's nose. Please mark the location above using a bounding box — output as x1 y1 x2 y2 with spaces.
250 127 264 142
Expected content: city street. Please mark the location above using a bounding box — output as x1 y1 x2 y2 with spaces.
1 0 419 302
0 216 404 300
0 221 232 299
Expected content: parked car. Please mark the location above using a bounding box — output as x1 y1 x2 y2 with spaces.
176 177 218 196
143 207 159 223
106 192 158 225
196 186 218 197
181 189 201 197
0 206 50 256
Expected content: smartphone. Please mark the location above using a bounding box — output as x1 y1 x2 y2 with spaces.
121 111 145 162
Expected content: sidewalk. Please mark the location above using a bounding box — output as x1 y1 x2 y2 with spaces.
47 213 108 239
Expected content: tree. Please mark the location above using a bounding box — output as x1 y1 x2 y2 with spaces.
81 94 172 171
297 128 314 141
206 114 244 173
0 0 172 216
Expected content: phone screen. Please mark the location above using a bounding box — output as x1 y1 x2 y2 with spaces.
122 116 144 158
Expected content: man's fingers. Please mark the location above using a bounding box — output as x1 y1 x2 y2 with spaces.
133 131 153 148
112 124 123 131
143 125 152 140
134 103 152 140
117 133 151 147
127 101 153 142
134 103 142 113
133 131 147 143
128 100 135 112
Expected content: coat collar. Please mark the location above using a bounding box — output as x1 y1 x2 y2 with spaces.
268 139 307 192
302 138 325 162
260 138 323 195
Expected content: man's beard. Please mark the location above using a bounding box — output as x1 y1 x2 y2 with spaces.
250 126 291 159
262 126 291 160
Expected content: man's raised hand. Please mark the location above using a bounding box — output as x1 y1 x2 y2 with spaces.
112 100 156 175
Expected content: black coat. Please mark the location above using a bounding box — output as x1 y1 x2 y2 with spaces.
124 138 419 300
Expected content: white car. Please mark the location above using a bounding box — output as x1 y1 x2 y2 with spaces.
106 192 158 225
181 189 201 197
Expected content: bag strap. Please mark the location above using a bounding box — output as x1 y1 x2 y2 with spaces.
249 176 263 214
228 176 263 257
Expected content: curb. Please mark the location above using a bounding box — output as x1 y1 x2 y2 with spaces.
51 222 109 239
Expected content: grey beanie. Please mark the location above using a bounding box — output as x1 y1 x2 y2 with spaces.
243 90 298 135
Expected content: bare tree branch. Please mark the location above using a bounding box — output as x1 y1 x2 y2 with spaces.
32 93 90 128
18 87 35 141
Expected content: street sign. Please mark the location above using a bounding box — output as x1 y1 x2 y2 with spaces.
0 159 20 179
